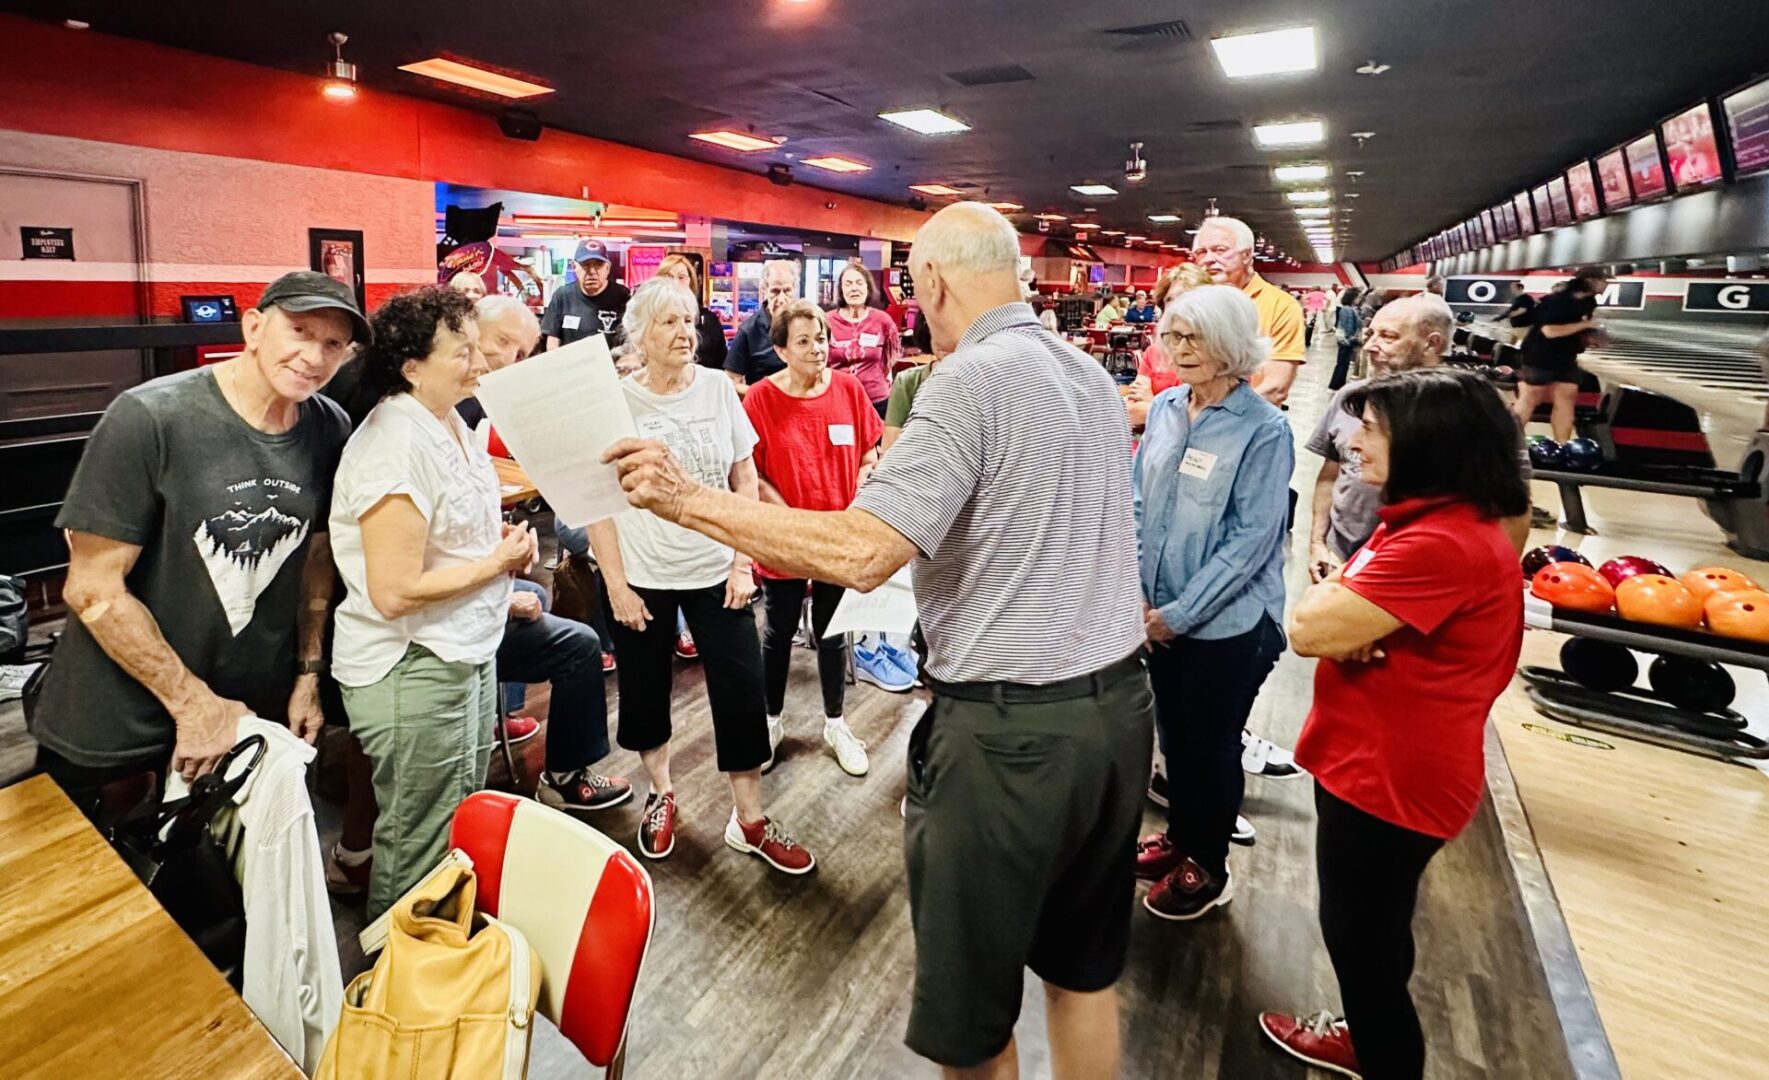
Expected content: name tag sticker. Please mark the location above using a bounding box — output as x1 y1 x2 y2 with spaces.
636 414 671 439
561 314 581 330
859 332 881 347
1344 548 1376 578
829 424 856 446
1178 448 1218 480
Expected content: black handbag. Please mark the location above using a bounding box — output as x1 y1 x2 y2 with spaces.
108 734 267 980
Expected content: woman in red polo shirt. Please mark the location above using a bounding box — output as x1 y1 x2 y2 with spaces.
1259 367 1529 1080
744 299 882 777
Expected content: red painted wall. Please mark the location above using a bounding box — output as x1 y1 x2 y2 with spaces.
0 15 929 243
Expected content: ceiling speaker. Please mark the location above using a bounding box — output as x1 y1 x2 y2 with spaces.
497 109 541 141
767 164 794 187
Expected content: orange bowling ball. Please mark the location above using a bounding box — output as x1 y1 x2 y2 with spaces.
1614 574 1703 629
1530 562 1616 614
1679 566 1759 602
1703 589 1769 643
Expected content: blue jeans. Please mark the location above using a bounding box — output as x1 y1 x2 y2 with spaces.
499 579 610 773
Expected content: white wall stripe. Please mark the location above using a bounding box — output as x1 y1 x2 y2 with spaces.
0 262 434 284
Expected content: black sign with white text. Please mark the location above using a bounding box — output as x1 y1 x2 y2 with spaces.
20 226 74 260
1445 278 1520 305
1590 281 1646 310
1684 281 1769 313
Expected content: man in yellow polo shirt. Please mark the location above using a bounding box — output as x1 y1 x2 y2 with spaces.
1191 216 1306 407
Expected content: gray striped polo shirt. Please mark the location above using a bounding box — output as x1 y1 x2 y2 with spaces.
852 302 1146 684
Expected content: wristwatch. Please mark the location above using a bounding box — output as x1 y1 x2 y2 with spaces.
296 658 328 676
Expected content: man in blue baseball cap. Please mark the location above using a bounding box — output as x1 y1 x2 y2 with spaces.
541 238 631 351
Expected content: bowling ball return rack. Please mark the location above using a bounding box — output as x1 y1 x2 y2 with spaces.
1530 463 1757 535
1520 593 1769 765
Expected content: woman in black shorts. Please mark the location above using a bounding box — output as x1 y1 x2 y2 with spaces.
1510 267 1607 442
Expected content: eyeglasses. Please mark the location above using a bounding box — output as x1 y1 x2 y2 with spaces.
1160 331 1200 349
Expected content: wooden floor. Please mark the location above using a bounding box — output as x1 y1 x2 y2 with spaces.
1496 481 1769 1080
1 339 1594 1079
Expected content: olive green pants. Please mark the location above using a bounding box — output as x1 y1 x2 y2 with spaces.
341 644 495 920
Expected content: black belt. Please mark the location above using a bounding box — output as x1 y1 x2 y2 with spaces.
925 653 1145 705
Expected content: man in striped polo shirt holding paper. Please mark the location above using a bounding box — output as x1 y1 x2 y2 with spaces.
605 201 1152 1077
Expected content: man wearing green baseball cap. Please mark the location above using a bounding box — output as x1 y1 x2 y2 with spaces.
33 270 367 809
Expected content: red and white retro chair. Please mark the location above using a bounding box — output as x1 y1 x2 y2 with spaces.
449 791 655 1078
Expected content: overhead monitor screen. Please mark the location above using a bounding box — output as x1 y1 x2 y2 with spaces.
1567 161 1600 219
1721 76 1769 178
1531 185 1553 229
1547 176 1573 226
1663 102 1723 189
1625 133 1669 200
1514 192 1535 234
1596 149 1632 209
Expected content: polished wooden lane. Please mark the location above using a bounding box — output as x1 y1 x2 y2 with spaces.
0 775 302 1080
1497 476 1769 1080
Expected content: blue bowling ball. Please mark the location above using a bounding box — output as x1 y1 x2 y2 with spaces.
1528 438 1566 469
1562 437 1604 471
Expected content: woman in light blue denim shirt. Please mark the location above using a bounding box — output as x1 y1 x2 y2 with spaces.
1132 285 1295 923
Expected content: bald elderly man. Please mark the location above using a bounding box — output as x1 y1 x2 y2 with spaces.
1307 293 1531 582
454 294 540 431
607 202 1151 1079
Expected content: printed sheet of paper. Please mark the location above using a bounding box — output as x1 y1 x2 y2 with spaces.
824 564 918 637
474 334 637 527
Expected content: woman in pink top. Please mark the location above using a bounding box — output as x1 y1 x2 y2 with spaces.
826 260 901 419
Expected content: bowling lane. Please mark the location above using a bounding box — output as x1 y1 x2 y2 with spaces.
1577 320 1767 464
1502 427 1769 1079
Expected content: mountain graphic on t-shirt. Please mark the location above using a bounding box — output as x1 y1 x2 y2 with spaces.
200 506 304 570
193 502 310 636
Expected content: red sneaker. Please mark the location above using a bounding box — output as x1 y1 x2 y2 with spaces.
602 652 617 675
1259 1011 1361 1079
724 810 816 875
499 715 539 744
637 791 676 859
1135 832 1183 880
674 632 699 660
1144 857 1232 921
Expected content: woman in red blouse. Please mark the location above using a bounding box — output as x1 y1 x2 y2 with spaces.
743 299 882 777
826 260 901 418
1259 368 1529 1080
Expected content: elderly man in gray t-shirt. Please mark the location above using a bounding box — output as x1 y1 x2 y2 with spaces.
606 202 1152 1076
1308 293 1531 582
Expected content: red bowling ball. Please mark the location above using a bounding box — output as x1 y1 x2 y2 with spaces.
1530 562 1616 614
1598 556 1674 588
1614 574 1703 629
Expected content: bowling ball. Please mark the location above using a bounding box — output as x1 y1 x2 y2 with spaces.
1598 556 1674 588
1521 544 1591 580
1561 438 1603 471
1528 438 1566 469
1614 574 1703 629
1679 566 1759 602
1702 589 1769 643
1530 562 1616 614
1646 655 1735 713
1559 637 1637 692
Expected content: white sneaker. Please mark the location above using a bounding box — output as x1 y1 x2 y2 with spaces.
823 717 870 776
1232 814 1256 846
763 715 784 773
1242 729 1303 779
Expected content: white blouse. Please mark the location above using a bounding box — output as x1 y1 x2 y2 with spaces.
329 392 510 687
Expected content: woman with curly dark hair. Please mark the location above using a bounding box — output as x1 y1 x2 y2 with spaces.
327 286 539 916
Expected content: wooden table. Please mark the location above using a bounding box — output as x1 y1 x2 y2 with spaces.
493 455 540 508
0 775 301 1079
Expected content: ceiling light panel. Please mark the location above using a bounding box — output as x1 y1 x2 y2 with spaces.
879 108 971 135
1211 25 1318 78
1274 163 1330 182
1286 190 1330 203
988 201 1024 211
1146 213 1182 223
1254 120 1325 147
398 57 554 98
801 156 871 173
909 183 963 196
1071 183 1120 197
1293 207 1332 218
689 130 777 152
